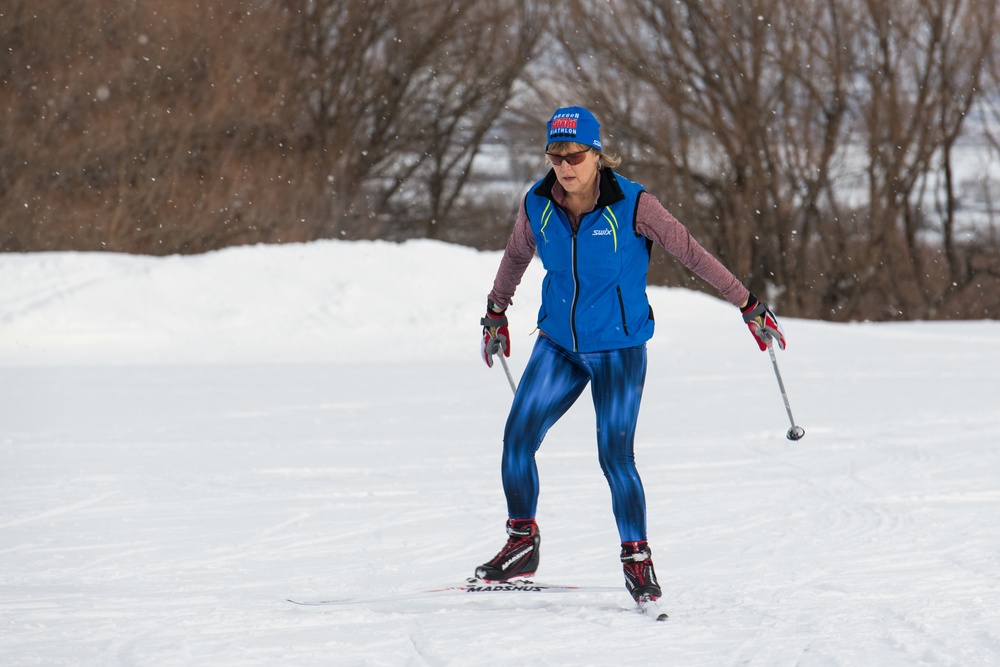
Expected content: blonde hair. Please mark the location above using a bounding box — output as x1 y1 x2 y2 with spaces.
546 141 622 170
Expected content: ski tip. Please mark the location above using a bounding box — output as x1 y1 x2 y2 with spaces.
644 606 668 622
287 598 343 606
637 597 668 621
287 598 318 606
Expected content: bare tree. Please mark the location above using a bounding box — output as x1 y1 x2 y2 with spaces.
545 0 856 310
277 0 546 240
1 0 547 254
540 0 1000 320
5 0 998 321
850 0 999 318
0 0 305 254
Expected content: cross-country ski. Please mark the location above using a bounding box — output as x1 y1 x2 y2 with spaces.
287 577 622 607
289 577 667 622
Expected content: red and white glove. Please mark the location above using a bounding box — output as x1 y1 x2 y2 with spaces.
481 301 510 368
741 293 786 351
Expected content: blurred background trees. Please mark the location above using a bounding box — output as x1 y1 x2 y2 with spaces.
2 0 999 320
2 1 300 253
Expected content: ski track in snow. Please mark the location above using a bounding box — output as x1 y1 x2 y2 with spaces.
2 239 1000 665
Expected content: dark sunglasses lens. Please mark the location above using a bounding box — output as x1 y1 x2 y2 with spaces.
547 151 589 166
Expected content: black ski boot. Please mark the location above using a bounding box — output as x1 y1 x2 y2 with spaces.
475 518 540 581
621 540 662 602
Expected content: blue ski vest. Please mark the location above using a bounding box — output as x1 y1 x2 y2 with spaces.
524 169 654 352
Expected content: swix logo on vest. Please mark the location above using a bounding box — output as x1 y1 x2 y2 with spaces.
549 112 580 138
593 228 613 236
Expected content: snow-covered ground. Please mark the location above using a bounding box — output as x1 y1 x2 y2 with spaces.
2 239 999 666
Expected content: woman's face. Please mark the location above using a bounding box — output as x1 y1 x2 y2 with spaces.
546 143 599 198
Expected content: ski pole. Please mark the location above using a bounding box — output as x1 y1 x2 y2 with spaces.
498 353 517 395
765 336 805 441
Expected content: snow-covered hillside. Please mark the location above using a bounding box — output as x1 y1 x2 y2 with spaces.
2 240 999 665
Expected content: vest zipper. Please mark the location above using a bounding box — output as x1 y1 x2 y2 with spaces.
564 204 591 352
570 225 579 352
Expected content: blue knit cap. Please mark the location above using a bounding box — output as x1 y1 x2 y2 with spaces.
546 106 602 151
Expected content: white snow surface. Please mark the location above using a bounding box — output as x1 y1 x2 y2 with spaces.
2 239 1000 666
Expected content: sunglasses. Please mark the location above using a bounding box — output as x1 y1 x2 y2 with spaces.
545 149 592 167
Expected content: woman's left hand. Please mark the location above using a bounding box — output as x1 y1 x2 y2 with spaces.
741 294 786 351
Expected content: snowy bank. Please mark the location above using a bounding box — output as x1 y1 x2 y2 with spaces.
2 240 1000 666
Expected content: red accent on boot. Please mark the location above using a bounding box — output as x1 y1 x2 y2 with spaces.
621 540 662 601
475 518 540 582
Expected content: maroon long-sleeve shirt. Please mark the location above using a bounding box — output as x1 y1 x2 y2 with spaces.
489 171 749 311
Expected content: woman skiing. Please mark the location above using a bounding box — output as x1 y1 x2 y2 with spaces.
477 106 785 605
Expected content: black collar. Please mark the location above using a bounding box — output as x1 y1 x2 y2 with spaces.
533 169 626 210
